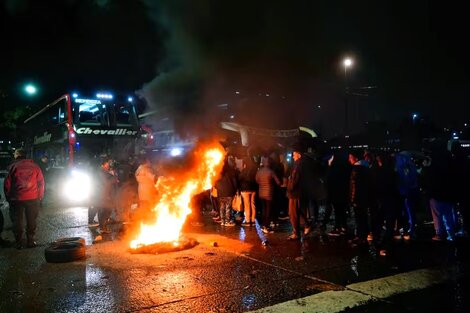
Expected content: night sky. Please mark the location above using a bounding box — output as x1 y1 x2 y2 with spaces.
1 0 468 137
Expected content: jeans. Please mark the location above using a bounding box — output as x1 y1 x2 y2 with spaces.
241 191 256 223
259 198 273 228
353 204 369 240
288 197 308 236
430 198 456 240
219 197 233 224
399 189 419 235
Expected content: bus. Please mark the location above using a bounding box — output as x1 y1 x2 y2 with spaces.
21 92 142 202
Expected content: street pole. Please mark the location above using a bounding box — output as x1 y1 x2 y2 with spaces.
344 68 349 135
343 58 352 135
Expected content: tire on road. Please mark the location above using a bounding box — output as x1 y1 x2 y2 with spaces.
45 242 86 263
53 237 86 247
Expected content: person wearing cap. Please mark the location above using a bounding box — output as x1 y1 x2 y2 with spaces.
3 148 45 249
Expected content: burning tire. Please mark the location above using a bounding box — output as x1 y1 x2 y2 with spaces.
53 237 86 247
45 242 86 263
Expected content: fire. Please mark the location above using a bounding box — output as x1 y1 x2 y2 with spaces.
130 143 225 249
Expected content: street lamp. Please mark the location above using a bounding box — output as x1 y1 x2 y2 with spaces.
24 83 38 96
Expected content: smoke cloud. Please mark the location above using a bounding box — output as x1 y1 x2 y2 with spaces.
138 1 341 139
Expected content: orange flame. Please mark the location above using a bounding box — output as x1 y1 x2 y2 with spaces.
130 143 225 249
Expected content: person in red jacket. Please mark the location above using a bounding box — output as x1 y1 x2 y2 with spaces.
3 148 44 249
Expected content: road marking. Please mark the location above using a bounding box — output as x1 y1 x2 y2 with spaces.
250 266 460 313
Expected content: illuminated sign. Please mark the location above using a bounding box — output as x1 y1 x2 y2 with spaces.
74 98 102 105
76 127 137 136
34 132 52 145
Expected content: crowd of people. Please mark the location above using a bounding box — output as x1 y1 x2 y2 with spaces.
1 143 468 256
203 143 469 256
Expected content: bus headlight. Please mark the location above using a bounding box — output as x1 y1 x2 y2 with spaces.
62 169 92 202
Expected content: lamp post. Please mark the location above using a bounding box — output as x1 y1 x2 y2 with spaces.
343 58 353 134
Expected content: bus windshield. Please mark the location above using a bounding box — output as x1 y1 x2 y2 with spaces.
75 98 138 128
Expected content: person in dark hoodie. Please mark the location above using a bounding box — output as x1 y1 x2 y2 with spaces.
286 144 312 240
374 152 401 256
421 150 458 241
214 155 239 227
348 149 372 246
239 156 258 226
325 150 351 237
92 158 119 234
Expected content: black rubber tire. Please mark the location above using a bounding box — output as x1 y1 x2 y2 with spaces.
53 237 86 247
45 242 86 263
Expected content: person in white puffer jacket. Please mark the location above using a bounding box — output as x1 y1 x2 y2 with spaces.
135 156 157 221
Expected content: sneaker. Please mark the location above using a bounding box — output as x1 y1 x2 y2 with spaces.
223 221 236 227
278 216 290 221
304 226 312 236
241 221 251 226
379 249 387 257
261 226 273 234
88 222 99 227
432 235 445 241
402 234 411 241
213 217 222 223
287 233 299 240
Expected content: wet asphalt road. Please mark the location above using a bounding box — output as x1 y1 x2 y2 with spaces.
0 193 469 313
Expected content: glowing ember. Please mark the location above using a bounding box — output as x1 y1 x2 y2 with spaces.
130 143 225 249
129 236 199 254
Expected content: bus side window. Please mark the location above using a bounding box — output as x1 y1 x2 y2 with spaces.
79 111 94 123
58 99 67 123
116 112 129 124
